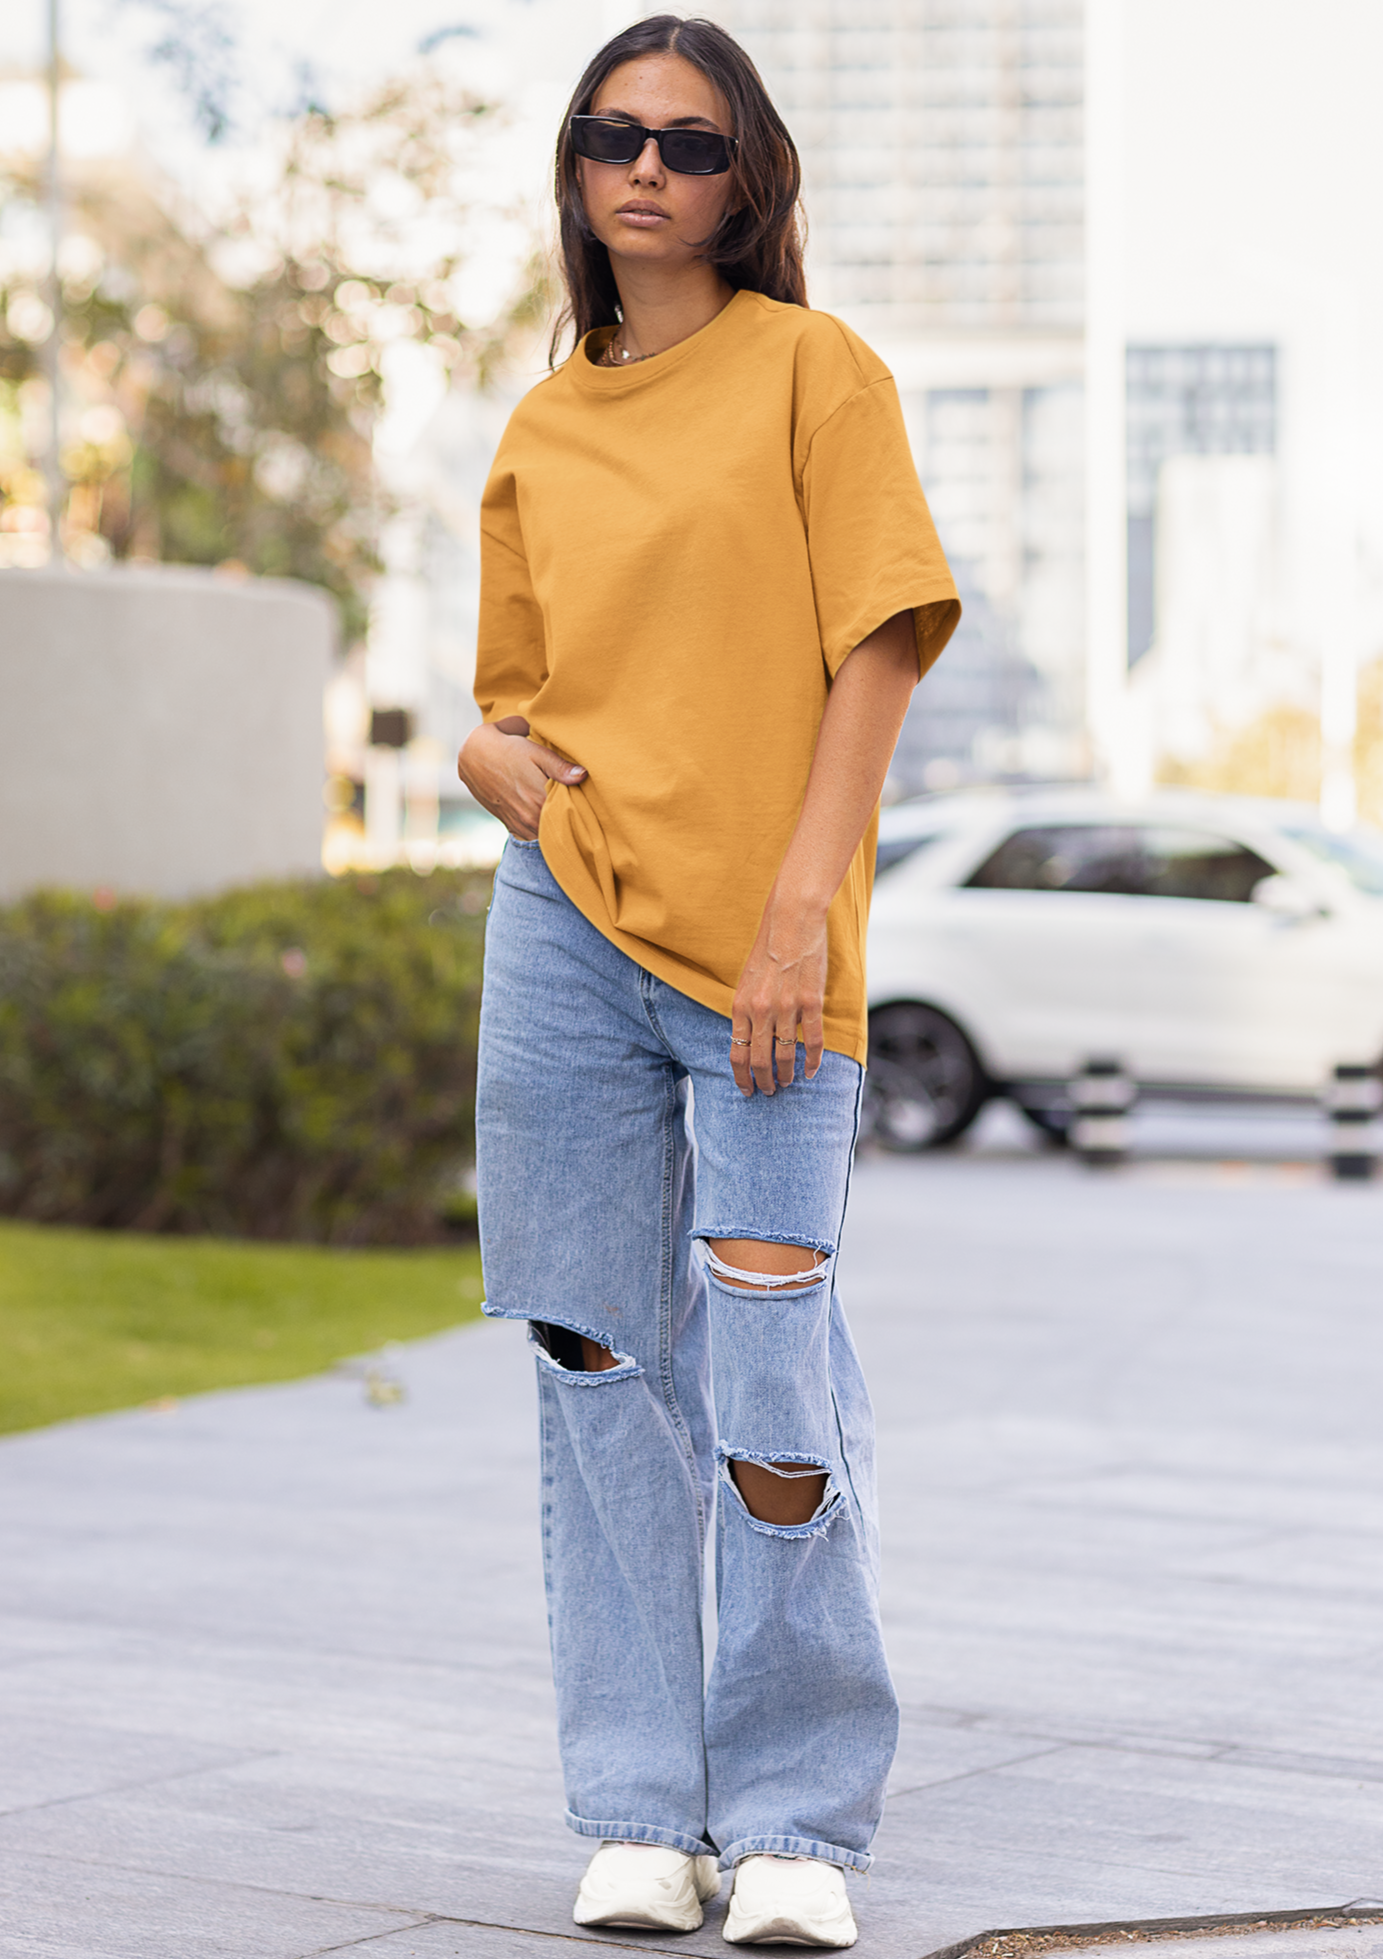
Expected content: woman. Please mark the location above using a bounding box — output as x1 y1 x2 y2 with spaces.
458 15 958 1949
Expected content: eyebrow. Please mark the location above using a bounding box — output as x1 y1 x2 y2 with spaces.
593 107 723 130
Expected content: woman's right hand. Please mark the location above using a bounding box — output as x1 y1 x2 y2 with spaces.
456 718 586 841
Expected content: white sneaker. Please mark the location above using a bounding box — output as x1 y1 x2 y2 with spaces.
722 1854 858 1948
573 1840 722 1931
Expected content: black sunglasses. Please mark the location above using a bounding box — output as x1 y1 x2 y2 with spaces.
570 115 737 177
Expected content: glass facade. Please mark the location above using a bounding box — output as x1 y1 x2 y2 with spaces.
722 0 1088 791
723 0 1082 329
1125 345 1277 664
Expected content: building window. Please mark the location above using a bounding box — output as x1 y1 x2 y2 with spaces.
1125 345 1276 663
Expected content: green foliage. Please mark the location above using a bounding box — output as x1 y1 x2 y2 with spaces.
0 869 491 1244
0 67 550 640
0 1217 485 1434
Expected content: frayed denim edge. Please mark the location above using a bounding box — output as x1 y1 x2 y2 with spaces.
483 1300 644 1383
565 1810 713 1858
691 1226 837 1258
716 1445 844 1539
717 1831 873 1874
532 1342 642 1385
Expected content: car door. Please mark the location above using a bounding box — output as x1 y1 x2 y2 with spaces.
1129 825 1369 1090
939 823 1163 1078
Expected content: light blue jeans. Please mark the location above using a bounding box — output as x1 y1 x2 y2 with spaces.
475 838 898 1872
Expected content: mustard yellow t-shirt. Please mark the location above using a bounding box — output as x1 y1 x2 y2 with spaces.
475 288 960 1064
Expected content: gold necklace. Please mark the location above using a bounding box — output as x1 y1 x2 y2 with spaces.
601 327 658 368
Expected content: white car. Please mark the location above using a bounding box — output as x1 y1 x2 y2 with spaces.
865 786 1383 1149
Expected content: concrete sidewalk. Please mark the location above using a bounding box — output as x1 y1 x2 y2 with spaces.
3 1141 1383 1957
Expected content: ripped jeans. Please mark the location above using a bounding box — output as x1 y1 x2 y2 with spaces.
475 838 898 1872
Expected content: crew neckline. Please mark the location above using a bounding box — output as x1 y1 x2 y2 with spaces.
568 287 752 393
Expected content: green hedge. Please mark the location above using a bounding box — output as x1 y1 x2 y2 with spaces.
0 869 492 1244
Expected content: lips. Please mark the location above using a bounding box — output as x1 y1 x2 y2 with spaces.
617 201 670 220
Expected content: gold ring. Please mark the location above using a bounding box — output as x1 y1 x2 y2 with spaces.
775 1035 797 1045
730 1036 751 1047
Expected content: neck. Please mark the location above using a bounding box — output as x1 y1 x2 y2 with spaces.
610 258 735 358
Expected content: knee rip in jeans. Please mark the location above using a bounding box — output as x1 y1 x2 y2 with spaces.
529 1318 640 1382
702 1239 831 1523
702 1239 828 1294
718 1446 841 1538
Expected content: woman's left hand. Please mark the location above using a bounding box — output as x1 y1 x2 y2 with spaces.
726 609 924 1101
730 893 828 1096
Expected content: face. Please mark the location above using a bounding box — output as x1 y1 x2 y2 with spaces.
575 53 737 271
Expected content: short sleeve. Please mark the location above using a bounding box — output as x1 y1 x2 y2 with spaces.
475 461 547 723
801 375 961 678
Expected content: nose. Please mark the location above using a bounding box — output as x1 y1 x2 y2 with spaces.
629 134 664 185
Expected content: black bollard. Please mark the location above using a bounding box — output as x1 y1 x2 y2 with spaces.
1070 1057 1136 1168
1325 1064 1381 1181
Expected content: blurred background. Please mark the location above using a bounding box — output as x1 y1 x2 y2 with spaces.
2 0 1383 1294
3 0 1382 885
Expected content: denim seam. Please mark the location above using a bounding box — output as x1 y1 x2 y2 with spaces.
829 1063 871 1530
717 1832 872 1874
536 1377 557 1641
642 969 707 1544
564 1809 713 1858
638 966 670 1049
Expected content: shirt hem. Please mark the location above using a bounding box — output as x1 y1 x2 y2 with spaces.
538 817 870 1068
825 579 962 678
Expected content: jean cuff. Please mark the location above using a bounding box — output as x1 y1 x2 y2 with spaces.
565 1809 715 1859
716 1832 873 1874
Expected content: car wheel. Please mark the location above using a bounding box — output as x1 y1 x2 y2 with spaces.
864 1003 987 1152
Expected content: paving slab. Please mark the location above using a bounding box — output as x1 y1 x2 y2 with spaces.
0 1845 427 1958
3 1126 1383 1957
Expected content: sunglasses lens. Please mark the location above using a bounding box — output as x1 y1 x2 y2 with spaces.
571 118 733 175
572 118 641 164
660 130 731 174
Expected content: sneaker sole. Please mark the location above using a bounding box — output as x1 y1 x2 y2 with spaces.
573 1853 719 1933
575 1902 705 1931
723 1906 857 1948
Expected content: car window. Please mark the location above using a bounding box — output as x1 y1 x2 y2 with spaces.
1141 828 1276 902
964 823 1275 901
875 831 950 878
964 825 1148 894
1281 824 1383 897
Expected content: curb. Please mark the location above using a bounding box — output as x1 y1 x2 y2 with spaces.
929 1901 1383 1959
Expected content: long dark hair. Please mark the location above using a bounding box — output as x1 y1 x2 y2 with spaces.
551 14 806 363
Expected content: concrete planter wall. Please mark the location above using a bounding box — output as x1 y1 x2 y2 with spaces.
0 566 332 900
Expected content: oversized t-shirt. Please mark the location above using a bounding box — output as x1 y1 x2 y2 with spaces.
475 288 960 1064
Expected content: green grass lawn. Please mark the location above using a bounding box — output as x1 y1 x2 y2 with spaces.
0 1220 485 1436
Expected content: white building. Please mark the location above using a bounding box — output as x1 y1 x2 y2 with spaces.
721 0 1089 793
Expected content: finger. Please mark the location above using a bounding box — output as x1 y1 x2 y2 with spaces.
503 745 577 839
502 783 546 842
730 1021 754 1097
750 1014 776 1097
526 740 586 785
774 1022 799 1087
801 1003 826 1080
